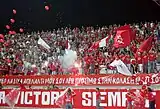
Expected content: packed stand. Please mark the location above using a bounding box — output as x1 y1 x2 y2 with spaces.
0 22 160 76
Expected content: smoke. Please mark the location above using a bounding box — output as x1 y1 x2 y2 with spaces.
58 49 77 69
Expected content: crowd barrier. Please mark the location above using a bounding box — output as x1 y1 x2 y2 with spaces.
0 89 160 109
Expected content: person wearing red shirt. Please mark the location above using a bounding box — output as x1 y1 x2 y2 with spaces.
126 89 135 109
135 52 143 73
142 52 149 73
18 81 26 90
96 88 103 109
48 62 56 75
146 87 156 109
133 89 146 109
64 88 76 109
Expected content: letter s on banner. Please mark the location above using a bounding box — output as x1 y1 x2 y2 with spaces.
82 92 92 106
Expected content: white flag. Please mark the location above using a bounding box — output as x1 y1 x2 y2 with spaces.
38 37 50 51
110 59 132 76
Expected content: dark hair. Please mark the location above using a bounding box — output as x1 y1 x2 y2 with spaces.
68 88 71 93
96 88 100 91
148 87 153 92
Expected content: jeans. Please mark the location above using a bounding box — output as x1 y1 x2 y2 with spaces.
148 61 155 73
143 63 148 73
149 100 155 109
90 64 95 74
127 101 133 109
65 103 73 109
96 99 103 109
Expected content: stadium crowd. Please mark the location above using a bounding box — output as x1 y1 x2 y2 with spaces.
0 22 160 75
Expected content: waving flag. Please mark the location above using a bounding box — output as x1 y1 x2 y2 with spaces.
116 25 136 41
89 35 111 50
38 37 50 51
117 25 130 31
113 30 131 48
55 88 69 108
138 36 153 52
5 89 20 108
110 59 132 76
66 40 71 49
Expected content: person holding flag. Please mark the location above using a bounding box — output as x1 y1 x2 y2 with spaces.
146 87 156 109
126 89 136 109
56 87 76 109
64 88 76 109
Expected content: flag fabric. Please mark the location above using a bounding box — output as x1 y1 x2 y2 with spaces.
116 25 131 31
138 36 154 52
131 29 136 41
110 59 132 76
116 25 136 41
5 88 20 108
66 40 71 49
38 37 50 51
113 30 131 48
55 88 70 108
89 35 111 50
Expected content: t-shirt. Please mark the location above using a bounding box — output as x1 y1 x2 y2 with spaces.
65 93 75 103
149 53 156 61
146 92 155 101
142 55 148 64
135 54 142 64
96 92 100 100
126 92 135 102
19 84 26 90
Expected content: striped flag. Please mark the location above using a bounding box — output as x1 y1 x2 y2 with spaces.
56 87 75 108
38 37 50 51
5 89 20 108
89 35 111 50
55 88 69 108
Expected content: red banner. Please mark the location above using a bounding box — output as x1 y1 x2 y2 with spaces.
0 74 159 86
0 89 159 109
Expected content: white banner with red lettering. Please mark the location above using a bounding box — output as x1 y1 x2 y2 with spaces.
0 89 160 109
0 74 160 86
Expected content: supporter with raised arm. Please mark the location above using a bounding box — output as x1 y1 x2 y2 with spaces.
64 88 76 109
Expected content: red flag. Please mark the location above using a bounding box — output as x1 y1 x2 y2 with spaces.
117 25 136 41
138 36 153 52
113 30 131 48
117 25 131 31
131 29 136 41
66 40 71 49
5 89 20 108
56 88 76 108
56 88 69 108
89 40 100 50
